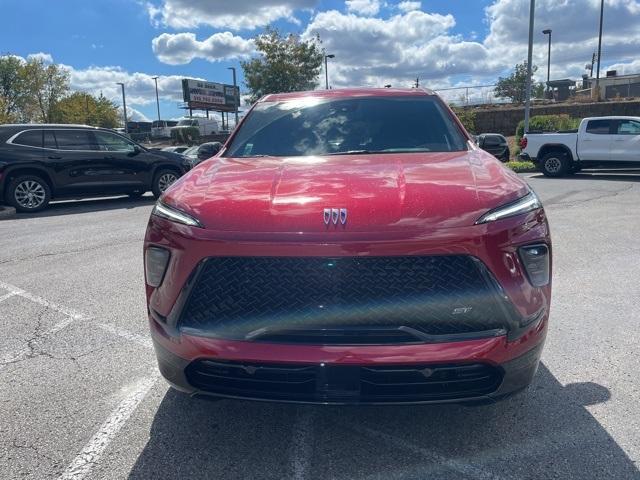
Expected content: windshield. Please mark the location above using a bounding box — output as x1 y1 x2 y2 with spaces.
177 119 196 126
224 96 467 158
152 121 165 128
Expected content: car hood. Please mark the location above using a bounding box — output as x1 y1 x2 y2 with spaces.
162 150 529 233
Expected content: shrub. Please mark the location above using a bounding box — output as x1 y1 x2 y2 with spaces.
505 160 537 173
515 114 580 145
452 108 477 134
171 127 200 145
513 114 580 155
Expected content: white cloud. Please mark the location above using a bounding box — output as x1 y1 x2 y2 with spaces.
304 10 494 88
64 64 189 106
27 52 54 63
146 0 316 30
152 32 255 65
484 0 640 82
397 1 421 13
122 106 151 122
346 0 381 16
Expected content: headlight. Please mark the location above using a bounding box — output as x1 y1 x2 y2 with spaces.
475 192 542 224
152 202 203 227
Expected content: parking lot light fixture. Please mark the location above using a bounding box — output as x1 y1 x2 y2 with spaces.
542 29 552 94
116 82 128 133
152 76 161 122
227 67 239 128
325 54 335 90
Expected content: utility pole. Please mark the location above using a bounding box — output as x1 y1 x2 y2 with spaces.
116 82 128 133
324 54 335 89
152 76 161 122
227 67 239 128
523 0 536 134
415 77 419 88
542 29 552 96
594 0 604 100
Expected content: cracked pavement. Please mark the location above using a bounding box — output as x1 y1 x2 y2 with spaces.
0 173 639 480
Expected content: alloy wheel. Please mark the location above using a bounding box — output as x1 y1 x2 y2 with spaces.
14 180 46 209
158 172 178 192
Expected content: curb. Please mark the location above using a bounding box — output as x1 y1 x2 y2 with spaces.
0 206 17 219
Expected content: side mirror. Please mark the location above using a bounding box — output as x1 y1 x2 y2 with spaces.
132 144 143 155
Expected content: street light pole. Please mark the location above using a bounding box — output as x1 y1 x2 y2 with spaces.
594 0 604 100
523 0 536 134
152 76 161 122
227 67 238 128
542 29 552 96
116 82 128 133
324 54 335 90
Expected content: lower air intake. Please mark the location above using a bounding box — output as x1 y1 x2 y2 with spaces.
185 359 503 404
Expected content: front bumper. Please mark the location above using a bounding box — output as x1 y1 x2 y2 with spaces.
150 314 546 405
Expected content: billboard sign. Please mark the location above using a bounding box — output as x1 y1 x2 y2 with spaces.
182 79 239 111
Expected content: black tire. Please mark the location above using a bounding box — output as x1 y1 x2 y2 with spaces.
152 169 180 198
539 151 572 177
5 175 51 213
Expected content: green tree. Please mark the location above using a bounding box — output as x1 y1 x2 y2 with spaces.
22 58 70 122
495 62 539 103
241 28 324 103
0 55 28 122
53 92 120 128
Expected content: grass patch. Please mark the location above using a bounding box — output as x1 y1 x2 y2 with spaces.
505 160 537 173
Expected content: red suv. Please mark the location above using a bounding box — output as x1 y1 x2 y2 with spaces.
144 88 551 405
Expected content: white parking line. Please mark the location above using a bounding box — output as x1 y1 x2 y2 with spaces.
348 424 504 480
0 291 17 303
96 322 153 349
290 409 315 480
0 281 86 320
58 375 159 480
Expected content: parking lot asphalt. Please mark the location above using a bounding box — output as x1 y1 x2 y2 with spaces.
1 171 639 480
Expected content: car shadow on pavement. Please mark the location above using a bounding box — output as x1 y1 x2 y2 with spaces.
7 195 156 219
127 364 638 480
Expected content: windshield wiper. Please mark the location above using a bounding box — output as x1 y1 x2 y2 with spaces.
326 149 374 155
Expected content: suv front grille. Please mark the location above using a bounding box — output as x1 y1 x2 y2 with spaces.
185 359 503 404
179 255 511 343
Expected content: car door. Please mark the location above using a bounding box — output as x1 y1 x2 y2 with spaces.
48 129 108 194
610 119 640 162
92 130 151 190
578 119 614 161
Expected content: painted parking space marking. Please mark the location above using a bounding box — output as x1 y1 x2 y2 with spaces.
0 291 18 303
290 409 315 480
0 280 87 320
96 322 153 349
58 375 160 480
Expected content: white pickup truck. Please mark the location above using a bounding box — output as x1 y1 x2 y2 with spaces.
520 116 640 176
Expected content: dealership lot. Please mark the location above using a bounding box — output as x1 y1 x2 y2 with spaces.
1 172 639 480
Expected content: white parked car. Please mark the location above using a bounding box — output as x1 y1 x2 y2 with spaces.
520 116 640 176
151 120 178 138
171 117 220 137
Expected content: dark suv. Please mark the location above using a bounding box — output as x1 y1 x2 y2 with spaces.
0 124 190 212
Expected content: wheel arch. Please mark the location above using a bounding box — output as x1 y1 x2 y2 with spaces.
3 166 55 196
538 144 574 162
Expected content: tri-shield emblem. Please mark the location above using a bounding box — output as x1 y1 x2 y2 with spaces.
323 208 348 225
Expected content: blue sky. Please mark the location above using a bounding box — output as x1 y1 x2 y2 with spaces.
2 0 638 123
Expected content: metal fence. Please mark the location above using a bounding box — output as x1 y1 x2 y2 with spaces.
433 84 507 106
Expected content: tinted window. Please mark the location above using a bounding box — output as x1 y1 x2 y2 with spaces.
43 130 57 149
13 130 43 148
483 135 502 146
616 120 640 135
94 131 136 152
225 96 467 158
586 120 612 134
54 130 97 150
